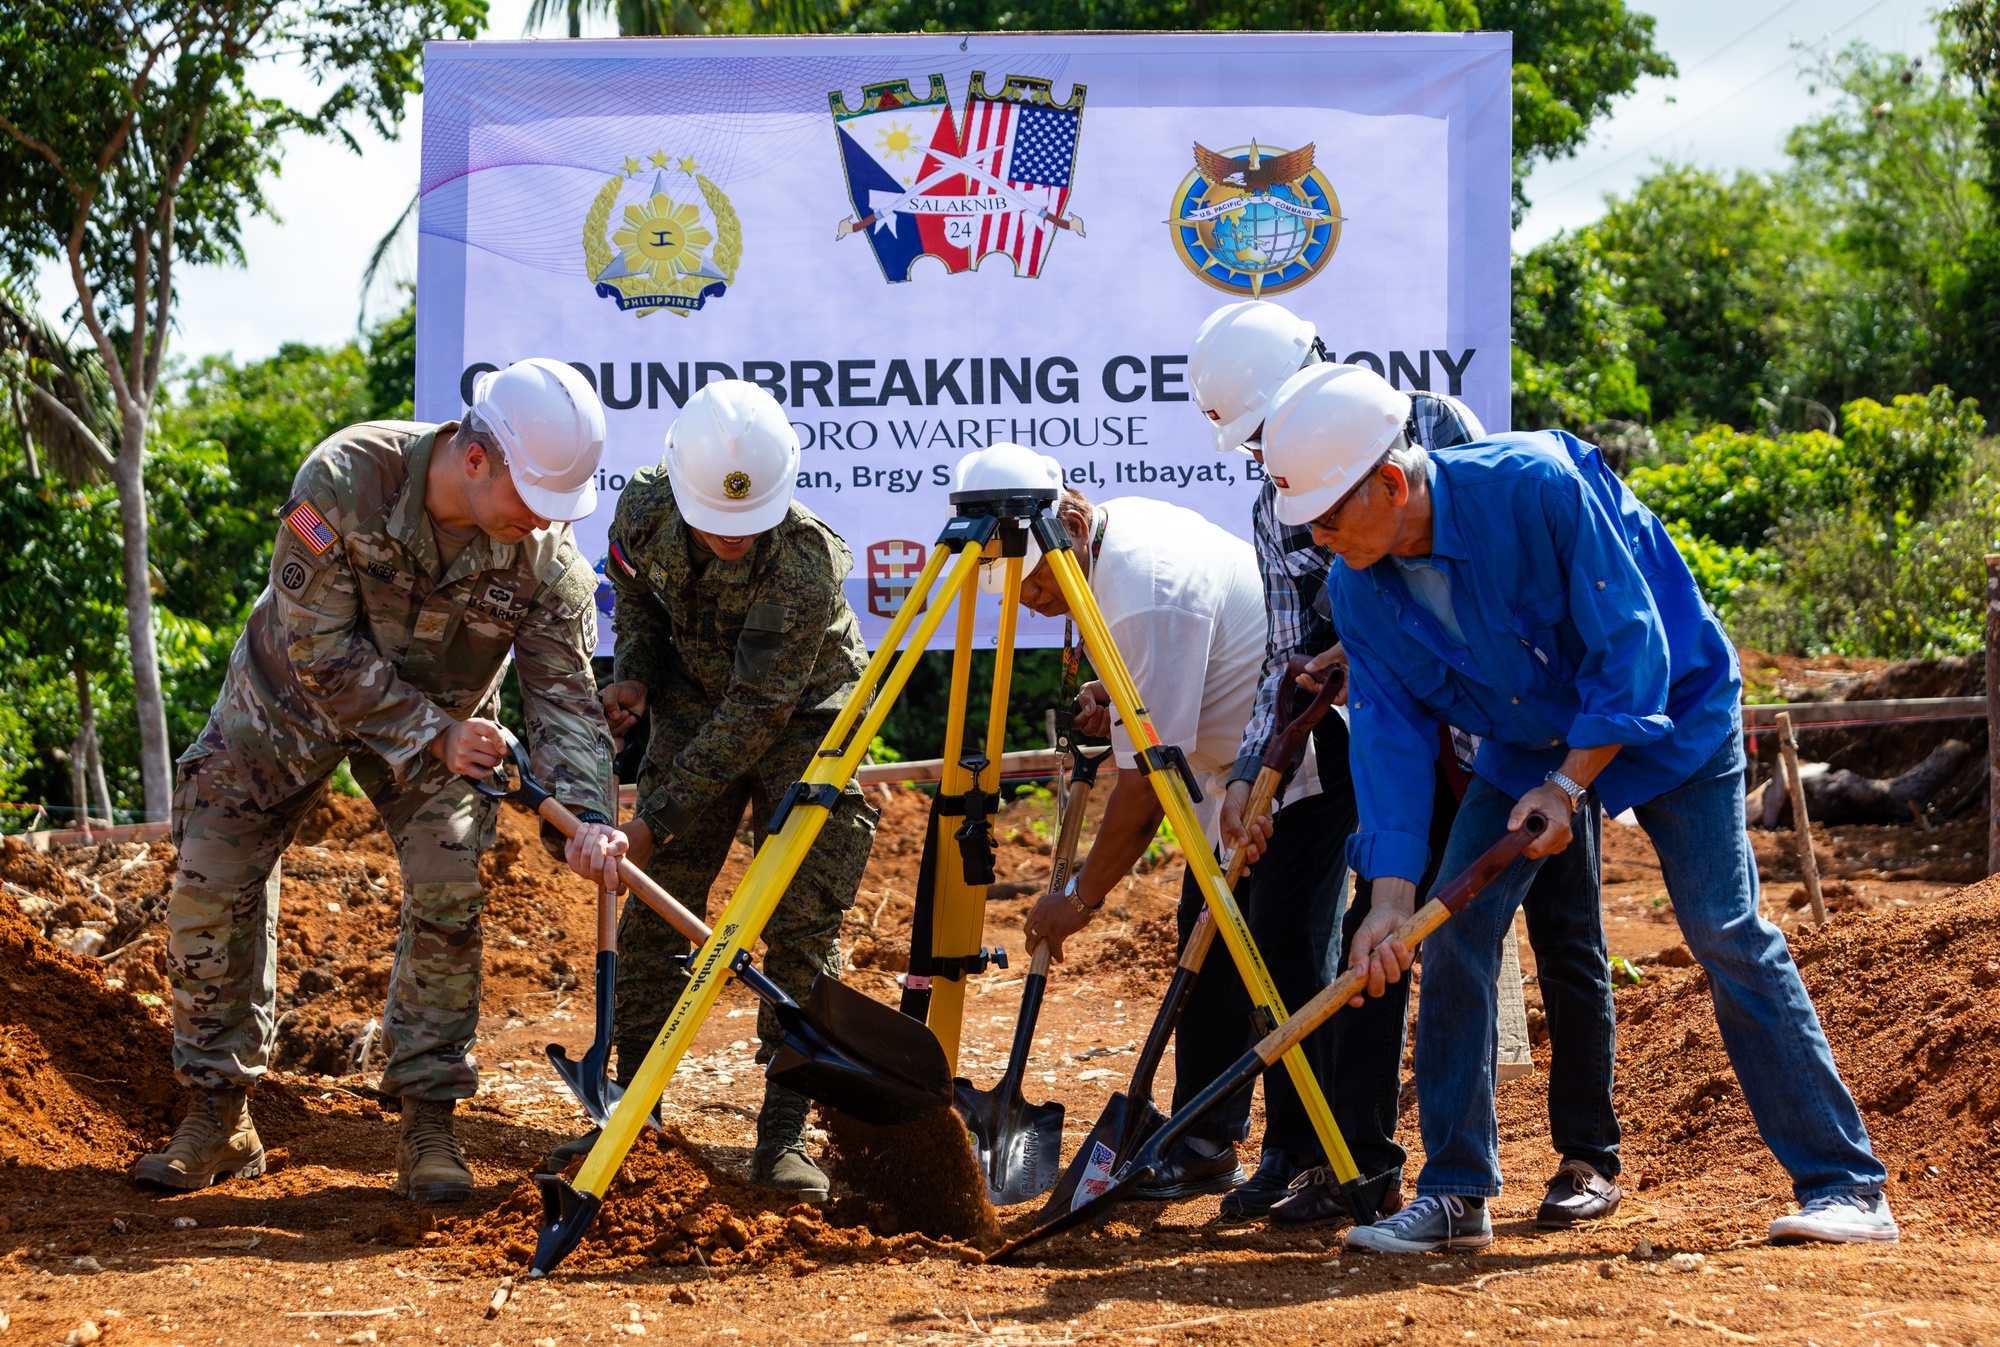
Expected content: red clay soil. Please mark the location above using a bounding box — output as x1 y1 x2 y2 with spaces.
0 877 181 1174
1611 873 2000 1225
441 1124 989 1273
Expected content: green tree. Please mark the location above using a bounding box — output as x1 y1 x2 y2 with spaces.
1780 45 1986 408
1585 166 1797 428
0 0 484 820
1627 425 1852 552
1510 228 1649 433
836 0 1669 214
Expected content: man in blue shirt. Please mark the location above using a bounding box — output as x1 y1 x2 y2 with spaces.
1259 362 1894 1252
1186 300 1624 1230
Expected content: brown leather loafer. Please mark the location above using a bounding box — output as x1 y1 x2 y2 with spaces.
1536 1159 1622 1228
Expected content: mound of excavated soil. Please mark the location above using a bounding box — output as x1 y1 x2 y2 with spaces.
440 1125 988 1272
1613 874 2000 1215
0 859 181 1172
822 1105 998 1241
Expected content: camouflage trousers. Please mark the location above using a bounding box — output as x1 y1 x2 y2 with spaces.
166 726 498 1101
613 710 878 1084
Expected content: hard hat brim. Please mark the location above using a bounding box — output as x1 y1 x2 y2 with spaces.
978 537 1044 595
1272 475 1359 528
1210 403 1266 455
517 476 599 524
673 484 793 538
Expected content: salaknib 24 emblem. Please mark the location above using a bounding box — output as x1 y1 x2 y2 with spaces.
829 72 1085 283
584 150 741 316
1168 140 1344 297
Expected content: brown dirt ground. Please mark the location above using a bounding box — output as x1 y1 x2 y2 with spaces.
5 760 2000 1345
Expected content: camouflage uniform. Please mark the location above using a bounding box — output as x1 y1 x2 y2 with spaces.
167 421 614 1101
604 470 877 1084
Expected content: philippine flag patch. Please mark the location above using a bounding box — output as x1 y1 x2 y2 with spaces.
608 538 638 577
284 500 337 555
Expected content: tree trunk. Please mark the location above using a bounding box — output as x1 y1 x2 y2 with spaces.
68 733 91 840
112 413 172 821
75 664 115 827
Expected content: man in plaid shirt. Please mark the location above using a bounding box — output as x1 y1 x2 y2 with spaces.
1185 303 1624 1231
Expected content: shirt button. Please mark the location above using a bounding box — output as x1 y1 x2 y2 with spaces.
1512 696 1521 705
1596 580 1606 590
1550 738 1559 746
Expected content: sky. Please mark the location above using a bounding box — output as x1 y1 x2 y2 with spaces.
31 0 1949 365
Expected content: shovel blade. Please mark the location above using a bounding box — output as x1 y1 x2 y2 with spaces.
547 1043 615 1126
765 974 952 1125
1038 1090 1169 1219
954 1080 1065 1207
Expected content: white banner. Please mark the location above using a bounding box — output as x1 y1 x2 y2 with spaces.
416 32 1513 650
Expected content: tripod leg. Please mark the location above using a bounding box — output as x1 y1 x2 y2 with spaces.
928 554 1022 1071
561 544 983 1211
1038 545 1368 1199
922 574 985 1072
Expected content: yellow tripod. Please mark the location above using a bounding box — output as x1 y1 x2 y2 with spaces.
528 481 1365 1274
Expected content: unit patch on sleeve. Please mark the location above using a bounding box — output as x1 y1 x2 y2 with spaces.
284 499 339 555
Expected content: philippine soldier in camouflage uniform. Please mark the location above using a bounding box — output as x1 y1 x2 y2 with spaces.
596 379 876 1199
134 358 624 1203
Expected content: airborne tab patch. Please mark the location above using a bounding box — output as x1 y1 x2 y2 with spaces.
284 500 338 555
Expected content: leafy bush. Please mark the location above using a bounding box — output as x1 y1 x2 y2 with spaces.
1629 426 1851 551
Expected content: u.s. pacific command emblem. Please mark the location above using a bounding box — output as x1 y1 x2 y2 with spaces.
1168 141 1343 297
584 151 741 316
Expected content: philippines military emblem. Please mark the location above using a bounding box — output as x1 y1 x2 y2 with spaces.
830 73 1086 283
1168 141 1343 297
584 151 741 316
866 540 929 619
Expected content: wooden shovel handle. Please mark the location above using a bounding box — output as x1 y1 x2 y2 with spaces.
538 797 713 945
1027 940 1053 978
1251 813 1548 1068
1177 760 1292 974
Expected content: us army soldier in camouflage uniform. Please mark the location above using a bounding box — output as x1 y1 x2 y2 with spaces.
597 380 877 1199
135 358 623 1203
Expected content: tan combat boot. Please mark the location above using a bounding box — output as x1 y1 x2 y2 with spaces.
397 1098 475 1202
132 1087 265 1190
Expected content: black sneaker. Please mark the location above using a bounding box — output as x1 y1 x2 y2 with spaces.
1130 1138 1246 1201
1218 1147 1311 1220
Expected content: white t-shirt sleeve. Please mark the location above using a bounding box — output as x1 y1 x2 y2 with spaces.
1105 605 1216 772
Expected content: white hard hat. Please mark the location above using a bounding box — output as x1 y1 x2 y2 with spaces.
664 380 801 536
952 443 1064 594
1262 363 1413 527
469 358 606 522
1187 301 1318 455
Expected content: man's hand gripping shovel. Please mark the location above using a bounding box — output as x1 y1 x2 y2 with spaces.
470 728 954 1268
1040 655 1343 1217
999 809 1550 1260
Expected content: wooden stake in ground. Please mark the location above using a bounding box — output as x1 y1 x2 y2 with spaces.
1776 710 1826 925
1986 554 2000 875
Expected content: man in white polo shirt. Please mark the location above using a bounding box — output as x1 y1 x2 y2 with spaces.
963 444 1342 1206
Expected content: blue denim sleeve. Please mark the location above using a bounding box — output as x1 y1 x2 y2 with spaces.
1335 585 1439 885
1542 470 1676 749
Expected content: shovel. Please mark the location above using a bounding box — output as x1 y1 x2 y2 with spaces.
951 742 1105 1204
543 882 632 1126
1040 657 1344 1217
473 729 952 1127
999 811 1550 1261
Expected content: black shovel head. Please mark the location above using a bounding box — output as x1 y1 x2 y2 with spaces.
1038 1089 1167 1219
995 1127 1170 1262
765 973 952 1126
953 1077 1064 1207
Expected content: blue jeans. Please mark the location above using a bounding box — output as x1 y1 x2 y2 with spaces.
1412 729 1884 1202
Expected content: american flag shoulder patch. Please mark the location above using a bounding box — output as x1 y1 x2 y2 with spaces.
284 499 338 556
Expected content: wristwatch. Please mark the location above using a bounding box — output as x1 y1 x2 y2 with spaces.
1544 770 1586 814
1061 873 1103 916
